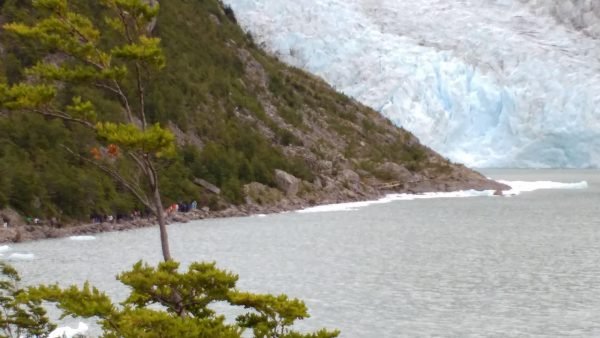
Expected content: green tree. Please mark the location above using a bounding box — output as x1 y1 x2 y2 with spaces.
0 263 56 338
0 0 175 261
19 260 339 338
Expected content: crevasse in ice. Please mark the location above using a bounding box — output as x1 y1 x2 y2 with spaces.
223 0 600 168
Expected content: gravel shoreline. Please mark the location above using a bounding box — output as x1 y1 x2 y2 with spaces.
0 193 365 244
0 176 508 244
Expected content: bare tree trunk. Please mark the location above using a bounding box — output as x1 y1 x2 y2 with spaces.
151 183 186 316
153 187 172 261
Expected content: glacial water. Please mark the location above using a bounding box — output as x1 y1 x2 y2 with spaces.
3 169 600 337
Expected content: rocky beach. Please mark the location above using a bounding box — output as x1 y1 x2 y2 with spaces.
0 168 508 244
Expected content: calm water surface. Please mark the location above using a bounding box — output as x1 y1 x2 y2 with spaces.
5 169 600 337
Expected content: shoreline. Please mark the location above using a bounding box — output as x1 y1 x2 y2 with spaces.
1 175 587 245
0 184 503 245
0 193 373 244
0 201 307 245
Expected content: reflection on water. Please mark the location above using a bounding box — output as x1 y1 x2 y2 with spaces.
4 170 600 337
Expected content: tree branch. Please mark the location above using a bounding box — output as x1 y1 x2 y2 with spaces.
32 108 96 129
94 81 135 124
60 145 155 213
115 7 148 129
55 14 107 70
143 154 159 191
128 151 151 178
112 80 136 124
94 82 121 96
53 13 137 126
135 62 147 130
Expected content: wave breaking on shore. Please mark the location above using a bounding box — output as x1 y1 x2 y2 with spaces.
298 180 588 213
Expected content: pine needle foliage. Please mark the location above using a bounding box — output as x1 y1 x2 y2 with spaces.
0 263 56 338
12 260 340 338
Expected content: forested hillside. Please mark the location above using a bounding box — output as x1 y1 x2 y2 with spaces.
0 0 503 224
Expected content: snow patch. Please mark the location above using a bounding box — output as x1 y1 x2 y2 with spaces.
0 245 10 253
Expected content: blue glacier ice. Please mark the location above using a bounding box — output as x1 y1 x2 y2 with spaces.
223 0 600 168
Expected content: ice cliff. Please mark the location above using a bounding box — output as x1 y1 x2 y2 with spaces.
223 0 600 168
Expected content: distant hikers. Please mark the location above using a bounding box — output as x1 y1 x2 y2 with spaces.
165 201 198 215
166 204 178 215
82 198 203 226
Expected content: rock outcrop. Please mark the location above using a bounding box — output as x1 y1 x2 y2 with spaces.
376 162 414 182
274 170 300 197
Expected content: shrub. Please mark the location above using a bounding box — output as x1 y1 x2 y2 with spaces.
0 263 56 337
5 261 341 338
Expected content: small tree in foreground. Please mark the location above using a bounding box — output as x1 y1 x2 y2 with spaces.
5 261 339 338
0 1 340 336
0 263 56 338
0 0 174 261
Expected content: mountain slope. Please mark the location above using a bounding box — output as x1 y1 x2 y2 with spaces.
224 0 600 168
0 0 503 224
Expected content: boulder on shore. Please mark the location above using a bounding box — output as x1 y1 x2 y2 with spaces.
340 169 360 189
274 169 300 197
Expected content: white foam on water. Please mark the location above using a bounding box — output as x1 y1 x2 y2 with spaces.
298 180 587 213
49 322 89 338
299 190 494 213
0 245 10 253
499 180 588 195
69 235 96 241
7 253 35 260
299 200 381 213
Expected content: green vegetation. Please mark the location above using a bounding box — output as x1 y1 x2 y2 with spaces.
0 0 314 222
1 0 185 260
0 263 56 337
1 260 339 338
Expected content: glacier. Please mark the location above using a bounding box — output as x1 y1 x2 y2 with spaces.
223 0 600 168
